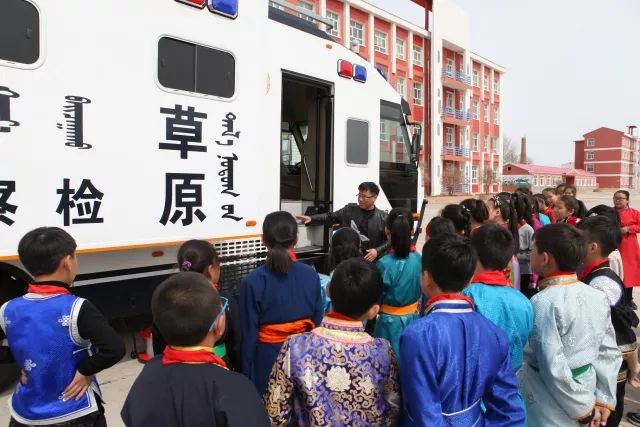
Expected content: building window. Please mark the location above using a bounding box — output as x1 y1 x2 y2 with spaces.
350 20 364 47
493 138 499 153
494 78 500 94
413 45 423 66
473 133 479 151
446 127 454 147
586 138 595 147
0 0 40 65
586 151 594 160
483 104 489 123
298 1 315 22
396 77 405 97
326 10 340 37
483 74 489 91
396 39 405 60
472 166 478 183
472 70 479 86
413 82 423 105
472 101 479 120
446 92 454 109
494 107 499 125
533 175 538 186
158 37 235 98
269 1 284 10
484 135 490 152
380 120 389 141
446 58 455 72
346 119 369 165
374 30 387 54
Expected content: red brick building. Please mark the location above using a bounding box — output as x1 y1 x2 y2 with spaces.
502 163 597 192
574 126 639 189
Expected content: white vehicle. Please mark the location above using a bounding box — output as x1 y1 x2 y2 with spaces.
0 0 421 318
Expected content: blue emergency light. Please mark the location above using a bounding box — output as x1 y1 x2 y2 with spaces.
208 0 238 18
353 65 367 83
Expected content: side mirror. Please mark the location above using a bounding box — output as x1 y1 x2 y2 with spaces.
409 122 422 170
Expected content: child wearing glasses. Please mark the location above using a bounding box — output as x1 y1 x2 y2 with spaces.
151 239 240 370
122 272 269 427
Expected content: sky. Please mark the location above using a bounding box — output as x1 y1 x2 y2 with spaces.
369 0 640 166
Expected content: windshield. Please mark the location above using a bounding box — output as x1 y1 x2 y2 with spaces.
380 100 411 164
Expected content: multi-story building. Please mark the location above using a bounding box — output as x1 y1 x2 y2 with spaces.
574 126 639 189
271 0 504 195
502 163 597 193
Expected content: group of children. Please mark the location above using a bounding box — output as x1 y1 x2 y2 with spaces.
1 185 638 426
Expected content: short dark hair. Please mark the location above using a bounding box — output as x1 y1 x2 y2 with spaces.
441 204 471 236
471 224 514 270
577 216 622 257
358 182 380 196
426 217 456 239
533 224 585 272
152 272 221 346
18 227 77 277
330 258 383 319
564 184 577 195
422 235 477 293
329 228 362 269
558 195 580 216
586 204 621 227
460 199 489 224
616 190 630 200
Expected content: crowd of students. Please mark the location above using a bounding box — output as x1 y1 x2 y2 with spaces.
2 183 640 426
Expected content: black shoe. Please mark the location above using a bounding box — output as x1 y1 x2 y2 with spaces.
631 301 638 310
627 412 640 427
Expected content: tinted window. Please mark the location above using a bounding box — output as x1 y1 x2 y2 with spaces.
0 0 39 64
346 119 369 165
158 37 235 98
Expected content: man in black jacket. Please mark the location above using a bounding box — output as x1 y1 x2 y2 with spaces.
297 182 389 261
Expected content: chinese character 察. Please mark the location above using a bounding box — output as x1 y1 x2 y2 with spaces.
0 181 17 226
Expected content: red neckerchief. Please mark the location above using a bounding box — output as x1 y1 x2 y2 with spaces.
289 251 297 261
389 245 417 254
28 282 71 295
470 271 512 287
543 271 575 280
325 311 357 322
212 283 220 291
579 259 608 281
162 346 227 369
424 293 475 312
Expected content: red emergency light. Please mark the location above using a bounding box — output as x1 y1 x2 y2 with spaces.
175 0 207 9
337 60 353 79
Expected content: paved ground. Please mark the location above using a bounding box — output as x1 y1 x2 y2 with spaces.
1 189 639 426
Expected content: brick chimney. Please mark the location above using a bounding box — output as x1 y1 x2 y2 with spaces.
520 137 527 164
628 125 637 136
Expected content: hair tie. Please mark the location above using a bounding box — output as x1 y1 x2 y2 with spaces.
462 206 471 214
181 260 192 271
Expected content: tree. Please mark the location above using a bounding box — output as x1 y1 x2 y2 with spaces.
481 167 499 193
442 163 464 196
502 136 518 164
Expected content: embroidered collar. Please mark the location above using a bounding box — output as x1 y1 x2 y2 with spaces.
470 271 512 287
321 312 365 331
579 259 609 281
538 272 578 290
28 281 71 295
314 312 370 344
424 293 475 315
162 346 227 369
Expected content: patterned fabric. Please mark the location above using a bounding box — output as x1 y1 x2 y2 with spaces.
373 252 421 357
518 275 622 426
400 296 525 426
462 278 534 372
264 315 401 426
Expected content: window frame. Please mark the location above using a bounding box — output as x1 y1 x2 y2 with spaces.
413 82 423 105
472 166 478 183
396 77 406 98
350 20 365 47
395 38 405 60
483 74 489 91
298 0 315 22
586 138 595 147
0 0 43 69
473 133 479 151
586 151 595 160
325 10 340 37
472 70 479 86
345 118 370 167
374 30 388 54
494 107 500 125
445 127 454 147
483 104 489 123
472 101 479 120
412 45 423 66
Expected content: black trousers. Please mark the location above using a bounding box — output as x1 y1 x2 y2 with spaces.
606 380 626 427
520 274 537 299
625 287 634 305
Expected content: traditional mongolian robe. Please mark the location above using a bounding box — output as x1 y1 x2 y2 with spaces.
617 207 640 287
264 312 401 426
462 271 534 372
400 295 525 426
518 273 622 426
373 250 422 357
239 261 324 395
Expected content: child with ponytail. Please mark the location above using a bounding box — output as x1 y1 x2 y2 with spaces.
239 211 323 394
512 192 536 298
373 208 422 357
460 198 490 234
486 194 521 290
440 204 473 237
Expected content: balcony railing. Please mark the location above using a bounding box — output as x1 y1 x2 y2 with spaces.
443 107 470 121
456 71 472 85
442 68 456 79
441 183 470 194
442 145 470 157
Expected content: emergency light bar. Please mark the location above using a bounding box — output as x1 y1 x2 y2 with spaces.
338 60 353 79
208 0 238 18
353 65 367 83
175 0 206 8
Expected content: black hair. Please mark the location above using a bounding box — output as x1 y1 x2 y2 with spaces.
471 224 514 270
330 258 383 319
616 190 630 200
534 193 549 209
426 217 456 239
533 224 585 272
460 199 489 224
558 195 580 217
514 187 532 196
586 204 621 227
511 191 535 228
152 272 221 346
422 235 477 292
263 211 298 274
177 240 219 276
556 183 567 192
488 194 520 254
542 187 559 196
329 228 362 269
441 204 472 236
576 199 588 219
564 184 577 195
18 227 77 277
577 216 622 257
358 181 380 196
386 207 414 258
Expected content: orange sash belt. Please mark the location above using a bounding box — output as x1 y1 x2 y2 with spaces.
380 302 419 316
258 318 315 344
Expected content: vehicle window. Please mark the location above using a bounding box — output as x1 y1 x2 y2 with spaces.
158 37 235 98
379 100 410 164
346 119 369 165
0 0 40 64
